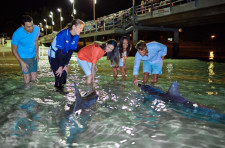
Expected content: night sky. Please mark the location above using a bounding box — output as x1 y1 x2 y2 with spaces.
0 0 224 43
0 0 142 36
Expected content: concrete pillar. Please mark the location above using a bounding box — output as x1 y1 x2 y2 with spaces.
83 39 86 47
172 30 179 58
93 36 97 41
132 29 138 47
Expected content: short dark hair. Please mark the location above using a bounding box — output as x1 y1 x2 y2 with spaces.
21 15 33 26
68 19 85 30
135 40 146 51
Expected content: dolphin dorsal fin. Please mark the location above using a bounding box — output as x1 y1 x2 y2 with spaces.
73 83 83 113
74 83 82 100
167 81 181 97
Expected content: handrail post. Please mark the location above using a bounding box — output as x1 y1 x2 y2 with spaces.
132 5 135 26
170 0 172 12
151 2 153 16
195 0 197 7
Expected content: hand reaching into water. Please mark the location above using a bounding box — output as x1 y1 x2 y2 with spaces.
93 81 97 88
134 79 138 85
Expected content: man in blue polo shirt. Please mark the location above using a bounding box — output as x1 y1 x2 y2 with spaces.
133 40 167 85
12 15 40 84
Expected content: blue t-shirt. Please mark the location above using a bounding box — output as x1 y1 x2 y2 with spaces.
133 41 167 75
12 25 40 58
48 29 79 58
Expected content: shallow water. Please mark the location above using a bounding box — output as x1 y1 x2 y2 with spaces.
0 47 225 148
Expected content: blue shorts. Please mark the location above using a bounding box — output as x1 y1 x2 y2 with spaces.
20 58 38 74
143 60 163 75
119 58 124 67
77 57 92 76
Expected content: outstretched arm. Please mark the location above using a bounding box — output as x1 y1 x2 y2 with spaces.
133 54 142 85
35 37 39 62
134 75 139 85
91 63 96 86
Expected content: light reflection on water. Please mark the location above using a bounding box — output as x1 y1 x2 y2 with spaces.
209 51 214 60
0 48 225 147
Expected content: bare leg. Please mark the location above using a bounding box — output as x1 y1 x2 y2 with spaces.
31 72 37 82
23 74 31 84
120 67 126 77
152 74 158 85
112 67 118 77
86 75 92 85
83 76 97 96
143 72 149 85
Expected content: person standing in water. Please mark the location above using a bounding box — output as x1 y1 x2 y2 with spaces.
133 40 167 85
111 36 131 77
48 19 84 89
77 39 118 88
11 15 40 84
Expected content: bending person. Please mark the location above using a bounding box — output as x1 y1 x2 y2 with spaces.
133 40 167 85
111 36 131 77
48 19 84 89
77 39 118 87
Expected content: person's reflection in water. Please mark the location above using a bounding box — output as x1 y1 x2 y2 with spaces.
10 99 39 137
59 111 91 146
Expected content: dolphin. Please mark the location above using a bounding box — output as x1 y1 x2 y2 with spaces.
69 83 98 114
59 84 99 146
138 82 225 123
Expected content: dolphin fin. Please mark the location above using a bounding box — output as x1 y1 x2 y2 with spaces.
74 83 82 100
167 81 182 97
72 83 83 113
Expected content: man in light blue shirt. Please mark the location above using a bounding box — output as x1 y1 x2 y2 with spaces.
11 15 40 84
133 40 167 85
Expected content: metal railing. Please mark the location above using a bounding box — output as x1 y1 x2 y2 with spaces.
81 0 197 34
82 7 134 34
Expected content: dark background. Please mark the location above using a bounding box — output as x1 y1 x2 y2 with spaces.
0 0 142 36
0 0 225 44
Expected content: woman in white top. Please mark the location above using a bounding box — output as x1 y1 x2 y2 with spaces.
111 36 131 77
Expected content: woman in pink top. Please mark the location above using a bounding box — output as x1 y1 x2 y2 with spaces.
77 39 118 87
